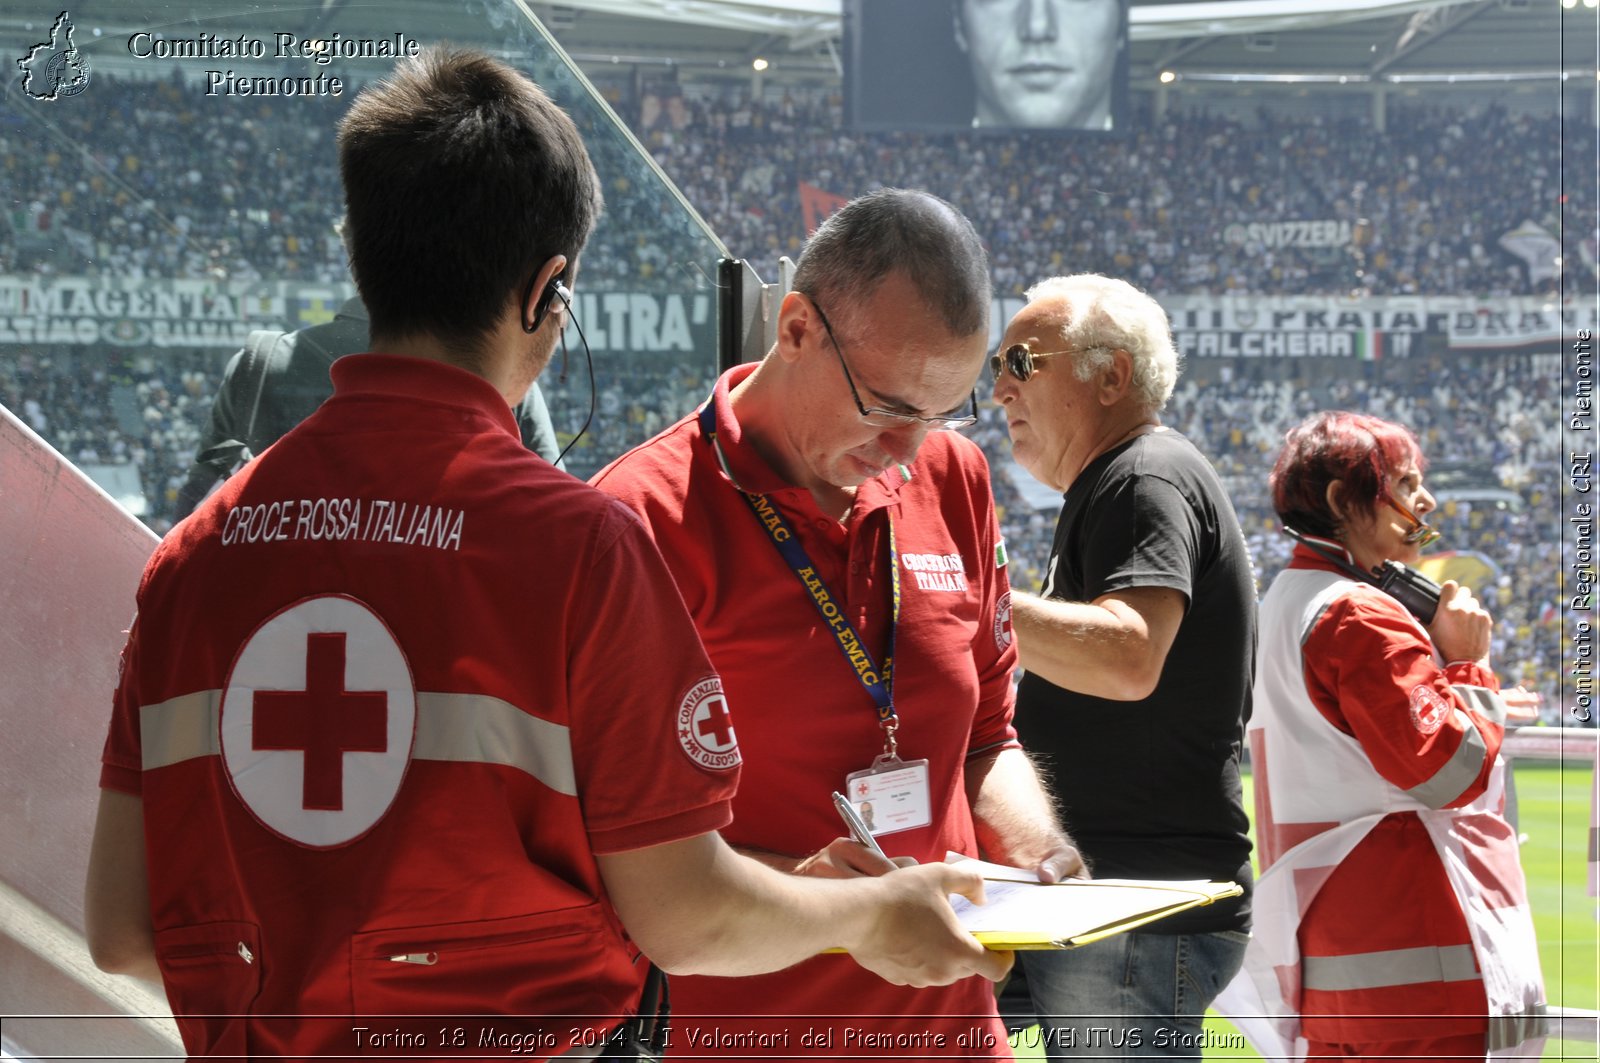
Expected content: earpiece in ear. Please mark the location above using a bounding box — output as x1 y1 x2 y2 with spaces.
527 273 567 333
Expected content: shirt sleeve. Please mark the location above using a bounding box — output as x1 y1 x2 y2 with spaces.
566 503 739 854
1302 590 1504 810
100 613 144 795
965 450 1020 759
1076 473 1200 605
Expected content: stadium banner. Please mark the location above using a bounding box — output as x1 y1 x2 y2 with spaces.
0 276 356 349
988 294 1599 358
1222 219 1354 251
0 277 718 354
2 278 1593 357
1149 296 1592 358
559 290 717 354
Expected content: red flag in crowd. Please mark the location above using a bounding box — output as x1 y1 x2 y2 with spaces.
799 181 849 235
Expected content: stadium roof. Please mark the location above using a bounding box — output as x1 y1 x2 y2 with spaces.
525 0 1595 83
2 0 1590 91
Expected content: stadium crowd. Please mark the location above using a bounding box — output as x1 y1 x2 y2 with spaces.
0 76 1577 720
637 87 1589 299
4 74 1593 297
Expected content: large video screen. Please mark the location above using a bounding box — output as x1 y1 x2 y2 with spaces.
845 0 1130 134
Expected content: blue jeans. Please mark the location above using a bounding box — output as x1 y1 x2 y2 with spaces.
998 930 1249 1060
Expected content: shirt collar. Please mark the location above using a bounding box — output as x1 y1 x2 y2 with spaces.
329 353 520 440
1288 539 1360 575
701 363 907 509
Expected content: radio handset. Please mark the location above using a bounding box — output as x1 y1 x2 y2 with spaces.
1282 526 1442 625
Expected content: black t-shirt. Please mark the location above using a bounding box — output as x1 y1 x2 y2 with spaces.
1015 429 1255 934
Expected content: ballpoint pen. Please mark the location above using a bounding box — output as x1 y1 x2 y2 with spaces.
832 790 890 861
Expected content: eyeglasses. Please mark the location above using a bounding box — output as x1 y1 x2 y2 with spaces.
812 301 979 431
989 341 1105 383
1383 493 1441 548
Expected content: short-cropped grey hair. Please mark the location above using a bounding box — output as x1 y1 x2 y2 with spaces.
1024 274 1179 411
791 188 990 338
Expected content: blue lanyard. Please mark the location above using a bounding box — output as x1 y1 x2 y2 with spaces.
699 400 900 726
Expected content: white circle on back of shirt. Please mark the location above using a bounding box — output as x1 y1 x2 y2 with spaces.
220 594 416 848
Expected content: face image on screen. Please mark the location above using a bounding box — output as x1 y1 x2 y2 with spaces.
845 0 1129 134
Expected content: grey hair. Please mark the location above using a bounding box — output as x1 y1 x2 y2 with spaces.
791 188 990 337
1023 274 1179 411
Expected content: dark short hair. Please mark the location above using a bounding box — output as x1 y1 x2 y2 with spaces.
790 188 990 337
1270 411 1426 540
338 47 602 353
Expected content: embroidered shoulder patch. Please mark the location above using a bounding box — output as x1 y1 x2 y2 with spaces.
994 590 1014 652
676 676 740 771
1408 684 1451 736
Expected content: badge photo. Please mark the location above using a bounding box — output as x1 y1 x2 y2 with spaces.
844 758 932 836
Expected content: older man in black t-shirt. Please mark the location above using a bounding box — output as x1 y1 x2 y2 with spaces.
991 273 1255 1059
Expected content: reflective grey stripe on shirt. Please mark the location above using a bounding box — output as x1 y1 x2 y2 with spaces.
1453 682 1508 726
1303 943 1480 992
140 690 223 769
413 692 576 796
140 689 576 796
1405 713 1490 809
1298 596 1340 648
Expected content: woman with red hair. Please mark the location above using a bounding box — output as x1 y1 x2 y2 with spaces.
1236 411 1546 1060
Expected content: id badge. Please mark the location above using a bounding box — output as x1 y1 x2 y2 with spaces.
843 758 931 836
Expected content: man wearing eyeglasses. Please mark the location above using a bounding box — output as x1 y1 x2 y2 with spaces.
991 274 1255 1058
592 188 1080 1053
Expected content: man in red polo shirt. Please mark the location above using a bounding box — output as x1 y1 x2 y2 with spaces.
593 189 1082 1056
83 54 1006 1060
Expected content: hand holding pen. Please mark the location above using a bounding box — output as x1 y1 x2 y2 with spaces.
790 792 913 878
832 791 918 872
833 790 890 860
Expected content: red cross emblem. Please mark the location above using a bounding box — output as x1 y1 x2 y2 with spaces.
676 676 740 771
696 696 736 748
1408 684 1451 736
221 595 415 849
252 632 388 811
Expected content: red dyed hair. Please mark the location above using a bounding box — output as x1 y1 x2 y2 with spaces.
1270 411 1425 540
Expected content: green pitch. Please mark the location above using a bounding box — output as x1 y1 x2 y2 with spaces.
1009 760 1598 1061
